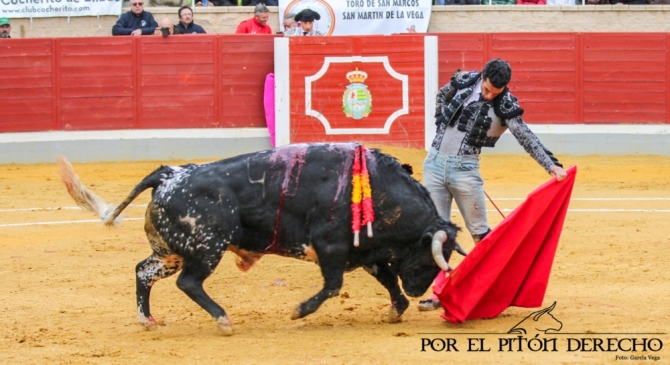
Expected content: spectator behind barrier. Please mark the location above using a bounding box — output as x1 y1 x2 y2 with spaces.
489 0 516 3
112 1 158 36
0 18 10 39
176 6 207 34
517 0 546 3
280 13 297 34
154 17 182 36
235 4 272 34
610 0 647 3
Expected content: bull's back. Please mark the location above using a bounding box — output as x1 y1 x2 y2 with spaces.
150 144 358 255
147 143 441 257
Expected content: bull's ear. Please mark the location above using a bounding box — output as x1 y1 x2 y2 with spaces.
420 232 434 247
446 222 461 239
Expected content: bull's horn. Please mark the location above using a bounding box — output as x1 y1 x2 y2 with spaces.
431 230 450 272
455 243 468 256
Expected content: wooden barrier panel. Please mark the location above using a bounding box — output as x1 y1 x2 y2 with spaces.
582 33 668 124
220 36 277 128
0 39 54 132
490 33 578 125
139 36 216 129
286 35 429 149
59 37 134 130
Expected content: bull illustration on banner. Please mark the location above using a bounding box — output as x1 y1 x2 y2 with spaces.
342 68 372 120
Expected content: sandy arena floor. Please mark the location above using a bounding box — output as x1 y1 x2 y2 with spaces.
0 146 668 365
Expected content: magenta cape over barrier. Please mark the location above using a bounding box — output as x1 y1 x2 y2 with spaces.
263 73 276 147
434 166 577 324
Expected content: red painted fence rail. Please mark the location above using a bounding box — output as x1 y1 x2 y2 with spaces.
437 33 670 125
0 34 277 133
1 33 668 134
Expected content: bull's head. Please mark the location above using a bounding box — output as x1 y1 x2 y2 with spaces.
396 224 460 297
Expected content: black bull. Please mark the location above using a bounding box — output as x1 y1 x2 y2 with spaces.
58 143 461 335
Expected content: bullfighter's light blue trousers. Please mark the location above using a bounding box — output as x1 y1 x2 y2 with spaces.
422 148 490 240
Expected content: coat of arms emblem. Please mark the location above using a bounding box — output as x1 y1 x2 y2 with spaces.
342 68 372 120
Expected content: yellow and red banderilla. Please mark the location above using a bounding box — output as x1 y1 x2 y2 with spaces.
351 145 374 247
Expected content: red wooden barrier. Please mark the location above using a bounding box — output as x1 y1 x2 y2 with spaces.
0 39 54 132
1 33 669 135
436 33 670 125
0 35 276 133
59 37 134 130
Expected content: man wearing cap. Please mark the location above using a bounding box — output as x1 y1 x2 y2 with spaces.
0 18 11 38
284 9 323 36
235 4 272 34
112 0 158 36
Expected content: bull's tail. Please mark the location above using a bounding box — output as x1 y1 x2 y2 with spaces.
56 156 168 226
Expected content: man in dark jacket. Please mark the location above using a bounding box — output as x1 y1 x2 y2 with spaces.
175 6 206 34
112 0 158 36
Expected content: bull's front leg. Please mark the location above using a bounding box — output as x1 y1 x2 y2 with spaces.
136 254 182 328
291 245 346 320
363 263 409 323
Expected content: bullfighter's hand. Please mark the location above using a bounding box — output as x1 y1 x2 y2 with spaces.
550 165 567 181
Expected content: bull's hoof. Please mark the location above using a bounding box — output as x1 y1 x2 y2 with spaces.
138 315 159 331
216 316 234 336
393 295 410 316
383 308 403 324
290 306 302 320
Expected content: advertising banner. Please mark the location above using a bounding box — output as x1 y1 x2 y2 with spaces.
278 0 432 36
0 0 121 19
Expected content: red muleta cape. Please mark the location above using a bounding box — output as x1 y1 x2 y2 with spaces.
434 166 577 324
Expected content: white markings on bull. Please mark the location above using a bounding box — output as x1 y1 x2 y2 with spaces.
137 303 151 323
247 158 266 199
156 165 194 200
179 215 198 227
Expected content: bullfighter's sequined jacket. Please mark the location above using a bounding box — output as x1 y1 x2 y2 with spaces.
430 70 562 173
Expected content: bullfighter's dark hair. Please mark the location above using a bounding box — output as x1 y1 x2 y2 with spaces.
178 5 192 18
482 58 512 88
